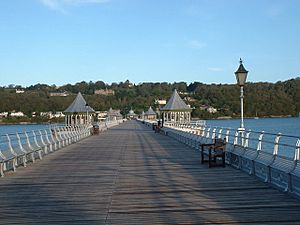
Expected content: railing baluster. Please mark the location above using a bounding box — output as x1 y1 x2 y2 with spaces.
206 128 211 138
257 131 264 151
16 133 27 167
225 129 230 143
218 128 223 139
6 134 17 171
294 139 300 161
212 128 216 139
234 130 239 145
273 133 282 156
244 130 251 148
25 132 35 163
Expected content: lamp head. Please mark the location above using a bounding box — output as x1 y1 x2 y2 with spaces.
235 58 248 86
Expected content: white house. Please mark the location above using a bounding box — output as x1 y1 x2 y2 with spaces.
52 111 65 118
155 99 167 105
0 112 9 118
207 106 217 114
40 112 52 117
15 89 25 94
10 111 25 117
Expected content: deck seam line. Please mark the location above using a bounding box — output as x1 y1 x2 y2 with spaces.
104 135 128 225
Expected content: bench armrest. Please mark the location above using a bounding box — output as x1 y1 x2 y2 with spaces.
209 145 225 150
200 143 215 147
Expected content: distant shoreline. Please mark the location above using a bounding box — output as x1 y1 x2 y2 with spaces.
215 115 295 120
0 122 51 125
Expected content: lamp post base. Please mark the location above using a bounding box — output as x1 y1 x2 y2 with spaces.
237 127 245 146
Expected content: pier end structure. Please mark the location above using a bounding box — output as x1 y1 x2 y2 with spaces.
107 108 123 121
161 89 192 125
144 106 157 121
64 92 95 126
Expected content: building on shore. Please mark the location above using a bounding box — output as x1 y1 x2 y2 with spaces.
0 112 9 118
94 89 115 96
64 92 95 126
155 99 167 106
49 91 68 97
10 111 25 117
161 89 192 124
144 106 157 121
15 89 25 94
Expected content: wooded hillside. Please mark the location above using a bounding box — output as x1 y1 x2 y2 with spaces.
0 78 299 119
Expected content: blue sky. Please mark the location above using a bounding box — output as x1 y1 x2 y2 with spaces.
0 0 299 87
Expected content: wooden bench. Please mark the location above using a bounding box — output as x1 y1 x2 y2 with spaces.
201 138 226 168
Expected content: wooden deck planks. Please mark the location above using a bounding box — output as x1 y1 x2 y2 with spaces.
0 120 300 224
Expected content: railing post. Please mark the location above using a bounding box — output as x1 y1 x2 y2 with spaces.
16 133 27 167
0 139 7 175
69 126 75 143
294 139 300 161
234 130 239 145
6 134 17 171
73 126 79 141
49 128 58 150
257 131 265 151
0 148 6 162
206 128 211 139
39 130 48 154
287 138 300 193
0 160 4 177
16 133 25 153
244 130 251 148
201 126 206 137
218 128 223 139
273 133 282 156
212 128 217 140
58 128 65 147
44 130 53 152
25 132 35 162
64 127 71 145
6 134 16 155
32 131 42 159
225 129 230 143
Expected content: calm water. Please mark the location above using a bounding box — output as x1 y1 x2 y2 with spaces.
0 118 299 136
0 124 54 136
206 117 300 158
206 117 300 137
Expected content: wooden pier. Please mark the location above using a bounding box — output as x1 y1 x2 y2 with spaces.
1 120 300 224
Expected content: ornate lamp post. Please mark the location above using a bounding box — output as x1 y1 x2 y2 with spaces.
235 58 248 133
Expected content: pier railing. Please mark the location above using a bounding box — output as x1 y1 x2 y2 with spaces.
161 122 300 198
0 119 123 177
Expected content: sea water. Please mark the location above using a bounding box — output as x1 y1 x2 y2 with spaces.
206 117 300 136
0 124 52 136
